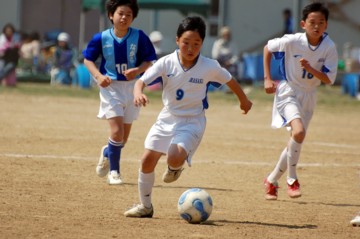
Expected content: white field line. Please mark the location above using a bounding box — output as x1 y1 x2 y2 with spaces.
1 153 359 168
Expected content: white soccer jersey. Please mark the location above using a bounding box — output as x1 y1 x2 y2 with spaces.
268 32 338 90
140 50 232 116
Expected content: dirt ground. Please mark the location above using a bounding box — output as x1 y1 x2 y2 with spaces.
0 85 359 239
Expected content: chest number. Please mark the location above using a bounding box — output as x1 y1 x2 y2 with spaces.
302 69 314 79
176 89 184 100
116 63 128 74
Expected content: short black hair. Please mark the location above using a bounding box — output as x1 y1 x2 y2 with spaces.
176 16 206 41
2 23 16 34
106 0 139 24
302 2 329 21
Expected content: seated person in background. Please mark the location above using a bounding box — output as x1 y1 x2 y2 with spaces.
51 32 74 85
19 31 41 73
212 26 239 80
0 23 21 86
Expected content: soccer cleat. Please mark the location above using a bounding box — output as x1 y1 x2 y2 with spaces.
124 204 153 218
287 179 301 198
107 170 123 185
162 167 184 183
264 178 279 200
96 145 109 177
350 214 360 227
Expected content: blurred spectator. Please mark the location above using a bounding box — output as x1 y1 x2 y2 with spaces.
149 30 164 58
0 23 21 86
19 31 40 73
212 26 240 81
37 41 55 75
50 32 75 85
283 8 294 34
148 30 164 91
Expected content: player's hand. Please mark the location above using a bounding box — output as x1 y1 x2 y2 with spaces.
124 68 139 81
264 79 277 94
240 99 253 115
299 58 311 71
97 75 111 88
134 93 149 107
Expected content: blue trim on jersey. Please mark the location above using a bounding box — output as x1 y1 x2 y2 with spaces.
148 76 163 86
176 49 200 72
307 32 328 52
321 65 330 73
272 52 287 81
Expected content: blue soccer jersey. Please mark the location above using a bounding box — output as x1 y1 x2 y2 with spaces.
83 27 156 81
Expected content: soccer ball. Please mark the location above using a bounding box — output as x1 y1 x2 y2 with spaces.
177 188 213 224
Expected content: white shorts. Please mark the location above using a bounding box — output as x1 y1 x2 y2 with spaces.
97 80 140 124
144 107 206 166
271 81 316 130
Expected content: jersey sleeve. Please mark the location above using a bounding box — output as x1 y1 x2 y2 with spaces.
267 35 292 59
82 32 102 62
140 57 164 85
137 30 157 64
322 43 338 85
210 60 232 85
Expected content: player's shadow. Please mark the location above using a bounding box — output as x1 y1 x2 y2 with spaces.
204 220 317 229
279 199 360 208
154 184 234 192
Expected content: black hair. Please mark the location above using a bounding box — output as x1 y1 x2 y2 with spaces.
106 0 139 24
283 8 292 16
302 2 329 21
2 23 16 34
176 16 206 41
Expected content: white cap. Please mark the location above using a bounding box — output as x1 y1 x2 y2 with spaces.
57 32 70 42
149 31 163 43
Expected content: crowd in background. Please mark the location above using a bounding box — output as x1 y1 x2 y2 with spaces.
0 23 87 88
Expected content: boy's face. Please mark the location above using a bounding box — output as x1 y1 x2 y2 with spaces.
176 30 203 64
301 11 327 41
109 5 134 31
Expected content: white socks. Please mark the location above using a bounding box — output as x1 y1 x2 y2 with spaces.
287 137 302 184
267 147 287 183
138 170 155 208
267 137 302 184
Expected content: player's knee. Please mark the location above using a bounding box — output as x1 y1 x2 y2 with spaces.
292 128 306 143
167 154 185 168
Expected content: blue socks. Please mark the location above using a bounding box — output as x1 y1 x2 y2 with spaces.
104 138 123 173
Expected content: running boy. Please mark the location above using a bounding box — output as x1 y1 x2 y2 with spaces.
263 2 338 200
124 16 252 217
83 0 156 185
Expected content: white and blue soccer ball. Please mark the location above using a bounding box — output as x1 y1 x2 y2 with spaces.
177 188 213 224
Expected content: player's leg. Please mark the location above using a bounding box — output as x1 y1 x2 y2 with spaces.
264 147 287 200
162 114 206 183
105 116 125 185
124 149 162 218
286 118 305 198
162 144 187 183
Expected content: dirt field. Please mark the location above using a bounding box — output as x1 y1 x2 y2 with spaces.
0 83 359 239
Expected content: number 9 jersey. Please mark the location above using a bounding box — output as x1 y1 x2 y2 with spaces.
140 50 232 116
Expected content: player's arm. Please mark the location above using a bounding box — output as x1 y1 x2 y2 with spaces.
263 45 277 94
133 79 149 107
124 61 153 81
226 78 252 114
83 58 111 88
299 58 332 85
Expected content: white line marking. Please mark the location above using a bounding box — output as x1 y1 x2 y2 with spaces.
1 153 359 167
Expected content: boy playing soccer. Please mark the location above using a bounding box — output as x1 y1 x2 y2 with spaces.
83 0 156 185
263 2 338 200
124 16 252 217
